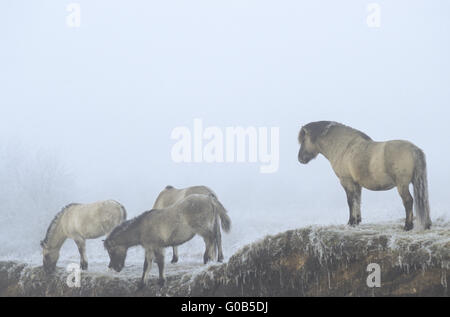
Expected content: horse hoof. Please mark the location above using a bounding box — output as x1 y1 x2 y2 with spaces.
171 257 178 264
81 263 88 270
158 278 165 287
137 281 145 290
347 218 357 226
404 223 413 231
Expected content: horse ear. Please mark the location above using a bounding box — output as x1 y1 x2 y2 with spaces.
302 126 310 135
298 127 307 143
103 239 111 248
40 240 45 248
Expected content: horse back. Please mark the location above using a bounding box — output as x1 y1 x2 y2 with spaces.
62 200 126 239
139 208 196 247
175 194 216 229
153 185 215 209
345 140 419 189
383 140 419 177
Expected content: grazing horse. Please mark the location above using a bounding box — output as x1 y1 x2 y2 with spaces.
104 193 231 287
297 121 431 231
40 200 127 273
153 185 225 263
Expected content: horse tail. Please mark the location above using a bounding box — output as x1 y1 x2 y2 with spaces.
120 204 127 221
213 212 222 261
412 148 431 230
113 200 127 221
209 194 231 233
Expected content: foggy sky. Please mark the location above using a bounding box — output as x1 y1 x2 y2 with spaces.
1 0 449 223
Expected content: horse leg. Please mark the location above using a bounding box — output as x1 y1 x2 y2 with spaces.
140 249 154 287
341 180 361 226
354 185 362 224
171 246 179 264
154 248 166 286
214 217 224 262
74 238 88 270
138 257 148 289
202 235 215 264
216 230 224 262
397 184 414 231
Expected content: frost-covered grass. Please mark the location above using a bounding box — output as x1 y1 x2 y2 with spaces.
0 204 448 280
1 216 448 296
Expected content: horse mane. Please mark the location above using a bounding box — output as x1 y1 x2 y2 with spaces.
302 121 372 143
107 209 155 242
42 203 80 245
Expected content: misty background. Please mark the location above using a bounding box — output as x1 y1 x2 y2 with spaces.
0 1 449 267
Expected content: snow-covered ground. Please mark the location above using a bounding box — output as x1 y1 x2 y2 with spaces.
1 202 448 281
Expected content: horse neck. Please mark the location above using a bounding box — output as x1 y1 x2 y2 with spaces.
317 129 361 162
113 219 141 248
45 219 67 251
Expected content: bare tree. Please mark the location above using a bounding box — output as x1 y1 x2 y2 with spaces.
0 143 75 255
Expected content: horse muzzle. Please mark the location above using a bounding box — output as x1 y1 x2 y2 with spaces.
109 262 123 272
298 151 315 164
43 264 56 274
298 154 309 164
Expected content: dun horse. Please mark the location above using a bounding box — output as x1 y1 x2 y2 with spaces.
153 185 225 263
104 193 231 287
40 200 127 273
297 121 431 231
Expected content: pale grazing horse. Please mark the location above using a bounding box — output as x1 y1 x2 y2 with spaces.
104 194 231 287
153 185 225 263
297 121 431 231
40 200 127 273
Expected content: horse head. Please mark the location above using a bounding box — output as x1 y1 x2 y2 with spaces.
298 125 320 164
104 238 127 272
40 241 59 273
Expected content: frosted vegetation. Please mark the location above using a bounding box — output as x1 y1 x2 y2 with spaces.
1 219 448 296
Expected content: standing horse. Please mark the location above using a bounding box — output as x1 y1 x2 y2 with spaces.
40 200 127 273
104 193 231 287
153 185 226 263
297 121 431 231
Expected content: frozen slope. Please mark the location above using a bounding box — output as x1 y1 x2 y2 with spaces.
0 219 448 296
